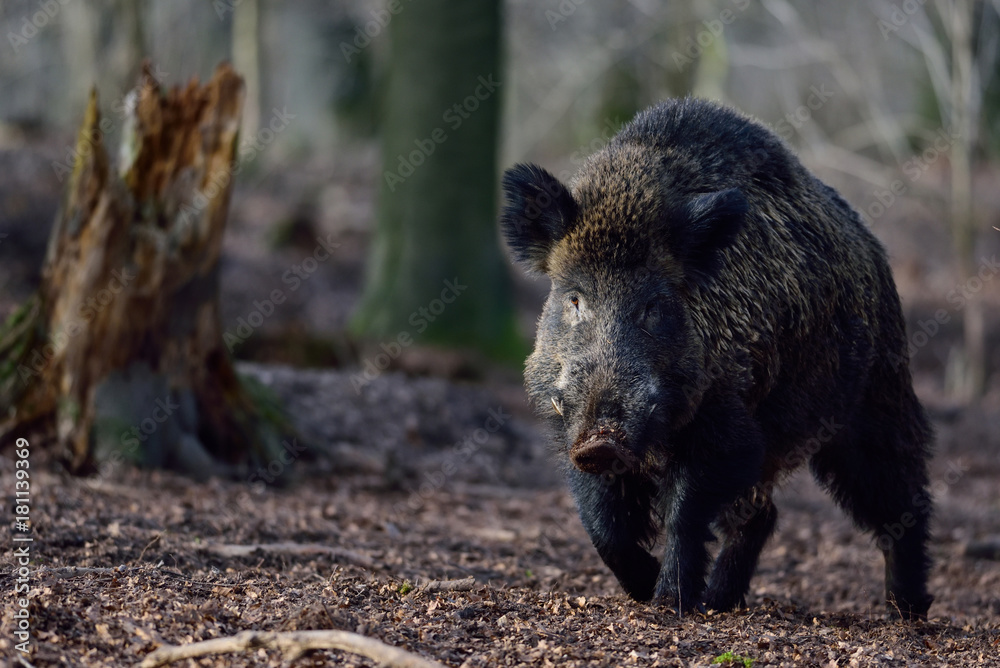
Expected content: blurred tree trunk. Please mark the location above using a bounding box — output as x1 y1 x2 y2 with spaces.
233 0 262 139
947 0 984 399
0 64 293 477
61 2 99 115
351 0 523 362
118 0 147 82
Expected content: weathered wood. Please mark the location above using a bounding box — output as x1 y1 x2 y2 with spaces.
0 63 295 476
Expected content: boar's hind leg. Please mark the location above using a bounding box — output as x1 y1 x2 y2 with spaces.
704 489 778 612
809 408 933 621
567 468 661 601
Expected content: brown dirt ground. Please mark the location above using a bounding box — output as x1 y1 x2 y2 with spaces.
2 370 999 668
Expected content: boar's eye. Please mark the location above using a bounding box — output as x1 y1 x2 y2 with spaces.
643 298 662 328
643 296 678 334
566 294 583 320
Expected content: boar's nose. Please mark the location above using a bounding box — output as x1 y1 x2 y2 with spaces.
570 387 639 474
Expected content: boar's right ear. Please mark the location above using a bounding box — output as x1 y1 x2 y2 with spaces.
673 188 748 283
499 164 578 274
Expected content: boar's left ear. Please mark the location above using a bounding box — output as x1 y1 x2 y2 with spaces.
499 163 578 274
673 188 748 283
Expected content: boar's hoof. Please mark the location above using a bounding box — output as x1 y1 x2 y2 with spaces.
570 429 637 475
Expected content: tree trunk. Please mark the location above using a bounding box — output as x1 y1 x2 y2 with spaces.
946 0 985 400
0 63 294 477
351 0 524 363
232 0 262 139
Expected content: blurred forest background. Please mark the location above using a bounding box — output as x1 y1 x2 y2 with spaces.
2 2 1000 664
1 0 999 469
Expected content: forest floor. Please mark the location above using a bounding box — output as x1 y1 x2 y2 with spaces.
1 363 999 668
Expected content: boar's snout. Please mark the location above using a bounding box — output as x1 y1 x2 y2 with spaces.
564 362 658 475
570 424 638 474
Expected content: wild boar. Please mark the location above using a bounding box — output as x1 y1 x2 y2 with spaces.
499 97 933 619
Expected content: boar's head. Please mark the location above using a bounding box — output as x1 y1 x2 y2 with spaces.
499 146 747 477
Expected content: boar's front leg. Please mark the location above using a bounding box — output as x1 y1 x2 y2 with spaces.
567 467 661 601
653 394 766 613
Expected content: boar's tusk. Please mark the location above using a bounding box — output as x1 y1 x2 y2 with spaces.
551 397 564 416
648 403 657 415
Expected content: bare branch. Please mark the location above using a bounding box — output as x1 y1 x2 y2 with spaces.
137 630 448 668
37 566 129 579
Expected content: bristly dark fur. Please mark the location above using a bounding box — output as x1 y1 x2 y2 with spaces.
499 97 934 620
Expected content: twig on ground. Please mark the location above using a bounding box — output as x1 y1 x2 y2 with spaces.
416 576 476 595
37 566 130 579
137 534 162 562
15 654 37 668
137 630 447 668
195 541 375 569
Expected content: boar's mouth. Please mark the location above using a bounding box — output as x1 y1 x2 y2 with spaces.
570 425 638 475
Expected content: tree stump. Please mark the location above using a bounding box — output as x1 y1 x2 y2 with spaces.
0 63 295 477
